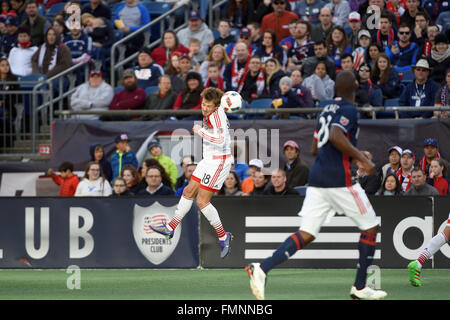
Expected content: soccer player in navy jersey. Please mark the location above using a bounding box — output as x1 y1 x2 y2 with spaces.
246 71 387 300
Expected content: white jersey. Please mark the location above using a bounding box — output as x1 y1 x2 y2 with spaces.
198 106 231 160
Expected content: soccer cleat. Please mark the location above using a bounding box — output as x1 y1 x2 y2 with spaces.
408 261 422 287
149 221 174 239
350 286 387 300
245 263 266 300
219 232 233 258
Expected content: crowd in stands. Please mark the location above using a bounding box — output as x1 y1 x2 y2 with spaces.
47 135 450 197
0 0 449 123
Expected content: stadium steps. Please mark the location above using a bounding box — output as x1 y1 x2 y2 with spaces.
0 125 52 161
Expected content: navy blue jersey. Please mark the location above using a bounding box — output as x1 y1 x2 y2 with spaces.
309 98 359 188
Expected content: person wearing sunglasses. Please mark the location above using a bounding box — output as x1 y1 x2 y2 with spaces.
355 63 383 114
385 23 420 73
261 0 299 44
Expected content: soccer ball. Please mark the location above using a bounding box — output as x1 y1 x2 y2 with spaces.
220 91 243 113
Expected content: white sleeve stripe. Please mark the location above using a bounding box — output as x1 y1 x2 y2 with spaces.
331 123 348 133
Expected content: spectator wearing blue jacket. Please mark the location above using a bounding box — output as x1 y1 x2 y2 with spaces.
253 29 287 67
2 15 19 56
110 133 138 179
133 47 163 89
399 59 440 118
113 0 150 55
385 24 419 73
371 52 402 100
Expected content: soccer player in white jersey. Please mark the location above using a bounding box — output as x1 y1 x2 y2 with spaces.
150 87 233 258
246 71 387 300
408 214 450 287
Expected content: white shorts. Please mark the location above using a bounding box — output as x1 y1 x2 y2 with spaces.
299 183 380 238
192 154 233 193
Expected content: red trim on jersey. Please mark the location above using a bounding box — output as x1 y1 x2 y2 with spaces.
213 110 222 128
342 132 353 187
213 154 232 159
199 130 225 144
342 153 352 187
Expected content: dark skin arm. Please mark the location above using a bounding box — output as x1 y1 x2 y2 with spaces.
329 125 376 176
312 139 318 156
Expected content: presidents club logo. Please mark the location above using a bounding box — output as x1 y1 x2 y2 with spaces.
133 202 181 265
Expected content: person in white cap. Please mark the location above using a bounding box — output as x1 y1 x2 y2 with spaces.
352 29 371 70
347 12 362 50
283 140 309 187
379 145 402 183
399 58 440 118
241 159 264 194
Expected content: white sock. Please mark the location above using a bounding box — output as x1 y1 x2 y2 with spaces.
201 203 226 240
417 232 448 268
168 196 193 231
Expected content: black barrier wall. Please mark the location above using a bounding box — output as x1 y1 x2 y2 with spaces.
204 196 450 269
0 196 448 269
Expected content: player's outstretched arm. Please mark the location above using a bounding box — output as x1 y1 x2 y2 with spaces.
329 125 375 176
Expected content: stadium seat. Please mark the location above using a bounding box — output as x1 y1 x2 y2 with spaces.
295 186 307 196
213 29 220 40
145 86 159 95
245 98 272 120
38 4 45 16
142 1 172 42
114 86 124 94
384 98 399 107
142 1 173 15
45 2 67 19
230 28 240 41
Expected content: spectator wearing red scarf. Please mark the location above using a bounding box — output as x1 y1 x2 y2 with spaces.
397 149 415 192
426 158 450 195
371 13 397 50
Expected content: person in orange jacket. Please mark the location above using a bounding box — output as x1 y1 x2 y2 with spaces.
47 161 80 196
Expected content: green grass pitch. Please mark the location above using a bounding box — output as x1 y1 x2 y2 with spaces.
0 269 449 300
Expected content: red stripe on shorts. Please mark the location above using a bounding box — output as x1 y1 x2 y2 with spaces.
209 158 225 189
348 186 367 214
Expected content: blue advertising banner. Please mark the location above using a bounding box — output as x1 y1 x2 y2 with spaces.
0 197 199 268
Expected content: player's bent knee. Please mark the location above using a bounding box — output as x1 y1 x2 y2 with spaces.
363 225 380 234
299 230 315 245
183 181 199 199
